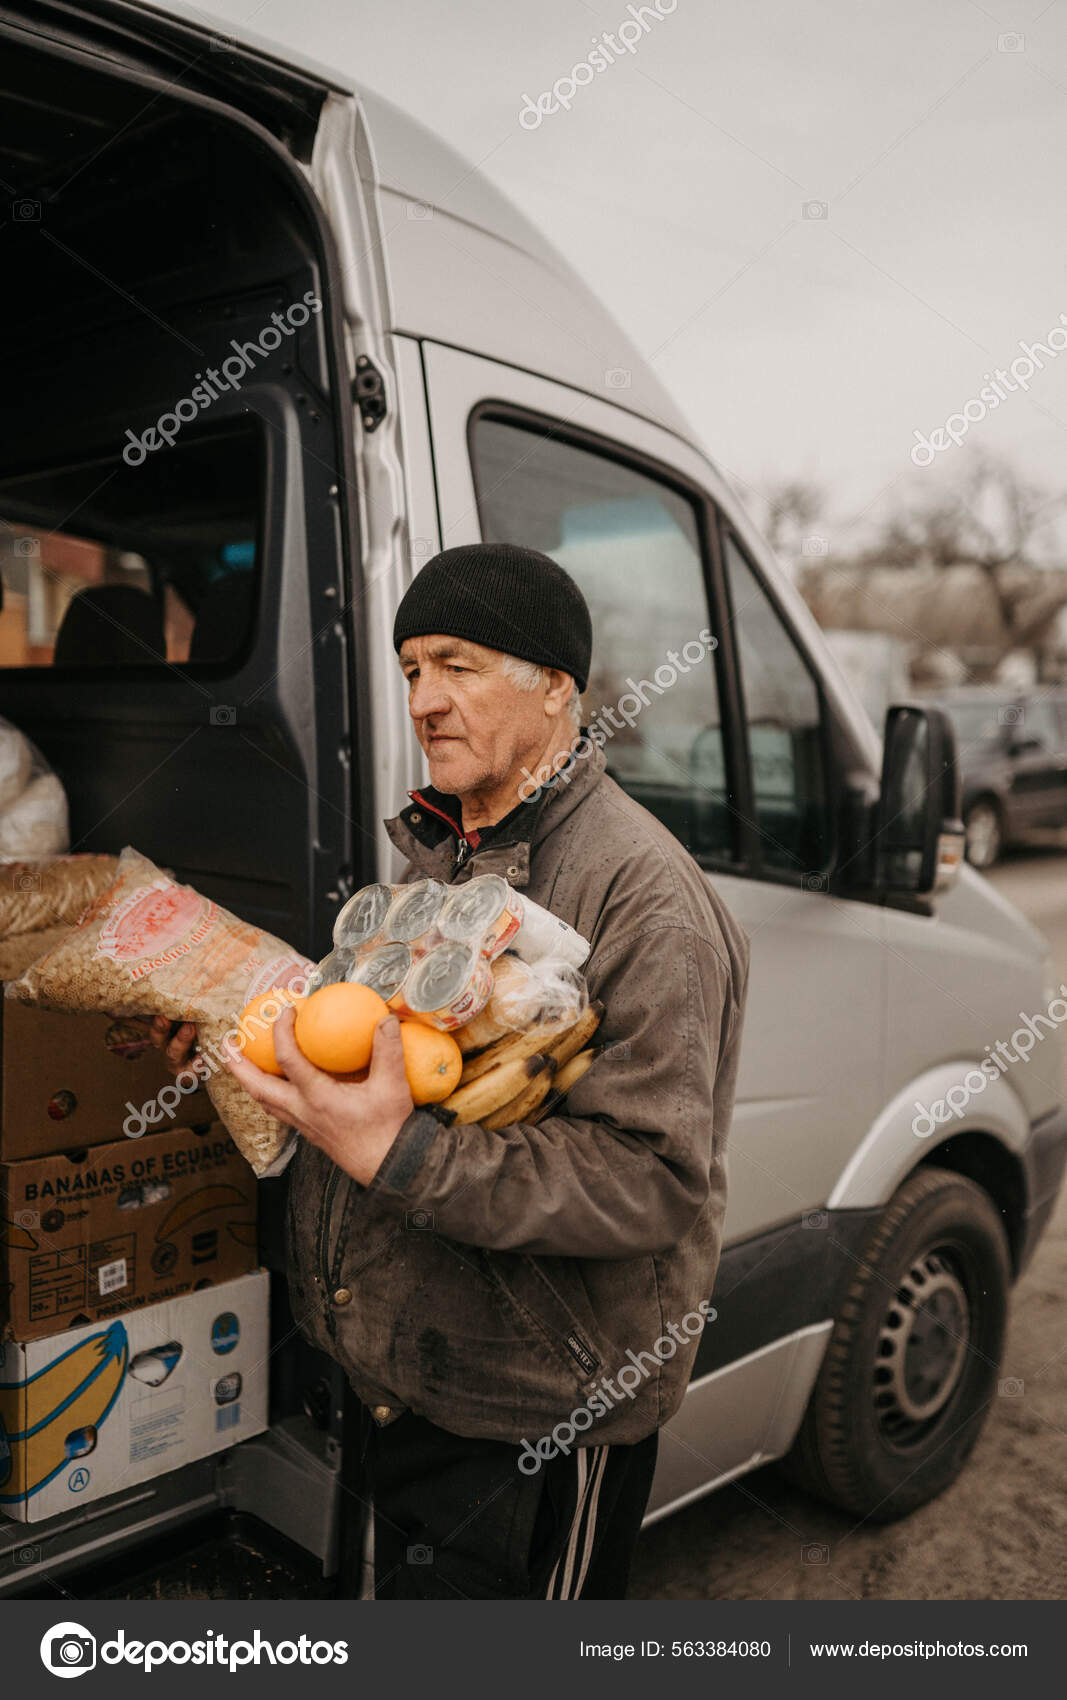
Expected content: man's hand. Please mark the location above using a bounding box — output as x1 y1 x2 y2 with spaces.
149 1014 199 1077
222 1004 415 1186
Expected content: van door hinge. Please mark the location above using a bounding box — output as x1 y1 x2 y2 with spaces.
353 355 387 432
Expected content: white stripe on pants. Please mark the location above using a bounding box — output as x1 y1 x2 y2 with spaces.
545 1444 610 1599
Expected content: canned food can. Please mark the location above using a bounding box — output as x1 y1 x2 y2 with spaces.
438 874 522 960
333 883 397 951
349 941 413 1008
383 879 448 944
396 940 493 1030
306 948 357 995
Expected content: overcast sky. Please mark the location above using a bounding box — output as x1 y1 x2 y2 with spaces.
184 0 1067 556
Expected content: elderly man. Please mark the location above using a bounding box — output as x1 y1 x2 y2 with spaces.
155 542 749 1601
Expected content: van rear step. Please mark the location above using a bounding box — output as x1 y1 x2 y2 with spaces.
12 1509 332 1601
0 1415 340 1599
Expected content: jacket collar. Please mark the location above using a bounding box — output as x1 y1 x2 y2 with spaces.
384 732 608 888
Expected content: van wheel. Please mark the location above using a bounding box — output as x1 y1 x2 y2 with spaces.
964 798 1003 868
780 1167 1011 1521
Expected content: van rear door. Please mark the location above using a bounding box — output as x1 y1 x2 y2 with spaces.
0 1 380 952
0 2 392 1590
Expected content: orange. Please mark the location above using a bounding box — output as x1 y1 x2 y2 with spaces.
236 986 303 1076
294 981 389 1073
399 1020 463 1105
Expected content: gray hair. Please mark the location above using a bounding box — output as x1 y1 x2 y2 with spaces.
500 654 582 728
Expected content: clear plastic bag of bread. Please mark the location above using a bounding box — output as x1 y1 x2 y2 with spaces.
434 951 603 1132
0 717 69 861
7 845 312 1176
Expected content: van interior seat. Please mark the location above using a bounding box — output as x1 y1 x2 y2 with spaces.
53 583 166 667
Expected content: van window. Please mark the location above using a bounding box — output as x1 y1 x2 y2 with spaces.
470 415 734 862
722 532 832 876
0 422 261 669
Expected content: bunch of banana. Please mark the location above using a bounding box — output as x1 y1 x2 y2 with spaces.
437 1001 604 1129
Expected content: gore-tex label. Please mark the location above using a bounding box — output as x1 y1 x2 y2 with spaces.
566 1332 599 1375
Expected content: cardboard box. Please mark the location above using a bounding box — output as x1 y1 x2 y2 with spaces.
0 997 214 1162
0 1268 268 1521
1 1122 257 1343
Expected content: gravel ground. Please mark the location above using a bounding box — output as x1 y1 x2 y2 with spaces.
630 848 1067 1600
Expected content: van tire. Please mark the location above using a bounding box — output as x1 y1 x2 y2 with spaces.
780 1166 1012 1521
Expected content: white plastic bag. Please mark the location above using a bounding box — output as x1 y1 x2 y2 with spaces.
0 719 68 860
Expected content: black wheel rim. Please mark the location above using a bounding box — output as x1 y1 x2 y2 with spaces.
871 1245 971 1449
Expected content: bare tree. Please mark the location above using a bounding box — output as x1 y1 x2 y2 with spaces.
761 477 826 561
854 454 1067 678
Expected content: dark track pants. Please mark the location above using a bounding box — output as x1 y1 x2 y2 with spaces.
337 1395 658 1600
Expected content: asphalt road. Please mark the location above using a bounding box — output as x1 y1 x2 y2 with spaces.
630 847 1067 1601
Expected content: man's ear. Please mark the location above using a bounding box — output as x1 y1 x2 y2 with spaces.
543 667 575 719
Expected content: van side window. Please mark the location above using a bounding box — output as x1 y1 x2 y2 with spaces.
722 531 832 876
470 415 735 863
0 422 261 669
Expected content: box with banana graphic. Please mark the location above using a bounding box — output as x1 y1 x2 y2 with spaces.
0 1267 268 1521
1 1123 257 1343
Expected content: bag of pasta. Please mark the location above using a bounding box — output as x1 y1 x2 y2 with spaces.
7 845 312 1175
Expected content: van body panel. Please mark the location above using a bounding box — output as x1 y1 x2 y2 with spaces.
880 899 1059 1129
646 1323 833 1522
706 874 888 1241
827 1064 1032 1212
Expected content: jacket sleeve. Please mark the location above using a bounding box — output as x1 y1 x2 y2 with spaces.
365 919 743 1259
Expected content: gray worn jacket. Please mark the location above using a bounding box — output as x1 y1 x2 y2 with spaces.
285 736 750 1445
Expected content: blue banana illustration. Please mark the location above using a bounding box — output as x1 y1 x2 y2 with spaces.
0 1320 128 1504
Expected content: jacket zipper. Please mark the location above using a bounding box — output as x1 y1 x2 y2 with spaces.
320 1162 342 1291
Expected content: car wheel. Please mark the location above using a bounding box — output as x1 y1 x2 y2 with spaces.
780 1166 1012 1521
964 799 1002 868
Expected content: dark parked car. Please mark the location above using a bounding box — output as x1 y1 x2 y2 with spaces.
921 688 1067 868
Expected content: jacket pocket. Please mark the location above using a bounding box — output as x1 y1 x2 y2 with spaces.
479 1250 612 1386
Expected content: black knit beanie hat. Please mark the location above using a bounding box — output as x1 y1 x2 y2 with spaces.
392 542 592 693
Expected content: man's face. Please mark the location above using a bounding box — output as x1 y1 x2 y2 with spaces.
398 634 555 796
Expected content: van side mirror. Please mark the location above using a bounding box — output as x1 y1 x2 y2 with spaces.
876 705 965 894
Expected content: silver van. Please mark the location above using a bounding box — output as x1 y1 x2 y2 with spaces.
1 0 1064 1590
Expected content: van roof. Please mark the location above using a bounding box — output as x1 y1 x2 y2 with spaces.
139 1 698 445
